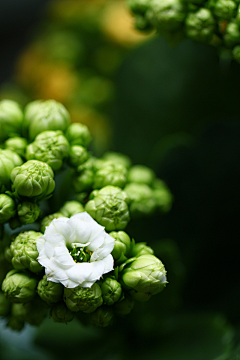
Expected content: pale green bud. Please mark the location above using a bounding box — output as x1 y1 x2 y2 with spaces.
100 278 122 306
24 100 70 141
59 201 84 217
113 295 135 315
37 275 64 304
212 0 237 20
11 160 55 201
2 269 38 303
65 123 92 147
121 254 167 301
68 145 89 168
17 201 41 224
233 45 240 62
147 0 186 32
0 100 24 142
85 186 130 231
4 137 27 158
185 9 215 43
73 157 96 193
0 149 23 191
64 283 103 313
40 212 64 233
153 179 173 213
26 130 70 171
224 22 240 47
19 297 49 326
127 165 155 185
102 152 132 169
93 162 127 189
10 231 43 273
51 302 74 323
91 306 114 327
130 242 154 257
0 291 11 316
0 194 16 223
124 183 156 217
110 231 131 263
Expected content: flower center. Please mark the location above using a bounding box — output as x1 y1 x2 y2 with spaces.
69 245 92 263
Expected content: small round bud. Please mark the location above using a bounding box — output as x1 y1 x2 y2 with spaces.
93 162 127 189
100 278 122 306
0 291 11 316
59 201 84 217
11 160 55 201
212 0 237 20
127 165 155 185
224 22 240 47
37 275 64 305
185 9 215 43
0 194 16 223
233 45 240 62
17 201 41 224
64 283 103 313
113 295 135 315
26 130 70 171
2 269 38 303
65 123 92 147
51 302 74 323
24 99 70 141
110 231 132 263
91 306 114 327
9 230 43 273
4 137 27 158
152 179 173 213
0 100 24 142
130 242 154 257
68 145 89 168
0 149 23 191
85 186 130 231
124 183 156 218
102 152 132 169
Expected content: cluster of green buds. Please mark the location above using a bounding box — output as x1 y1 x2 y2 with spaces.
0 98 171 330
127 0 240 62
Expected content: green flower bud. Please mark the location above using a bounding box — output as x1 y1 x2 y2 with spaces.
153 179 173 212
147 0 186 32
40 212 64 233
93 162 127 189
91 306 114 327
7 315 25 331
17 297 49 326
0 194 16 223
130 242 154 257
128 0 150 14
224 22 240 47
51 302 74 323
59 201 84 217
65 123 92 147
127 165 155 185
102 152 132 169
0 100 24 142
11 160 55 201
17 201 41 224
113 295 135 315
37 275 64 304
73 157 96 193
24 99 70 141
9 231 43 273
121 254 167 301
124 183 156 218
68 145 89 168
0 291 11 316
233 44 240 62
9 217 22 230
85 186 130 231
100 278 122 306
0 149 23 191
110 231 132 263
64 283 103 313
2 269 38 303
4 137 27 158
26 130 70 171
185 9 215 43
212 0 237 20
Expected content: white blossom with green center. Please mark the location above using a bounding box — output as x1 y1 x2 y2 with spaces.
36 212 115 288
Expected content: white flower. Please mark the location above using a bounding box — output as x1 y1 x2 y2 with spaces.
36 212 115 288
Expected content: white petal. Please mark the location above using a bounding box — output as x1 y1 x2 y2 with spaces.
87 231 105 252
68 217 92 244
36 236 45 253
101 254 114 274
53 245 75 267
91 233 115 260
89 261 105 281
66 262 93 284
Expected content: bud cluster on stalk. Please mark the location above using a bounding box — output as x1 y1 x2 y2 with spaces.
0 98 171 330
127 0 240 62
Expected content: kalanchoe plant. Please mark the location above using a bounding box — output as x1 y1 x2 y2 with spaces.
0 98 171 330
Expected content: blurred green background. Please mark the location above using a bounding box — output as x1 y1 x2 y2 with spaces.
1 0 240 359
